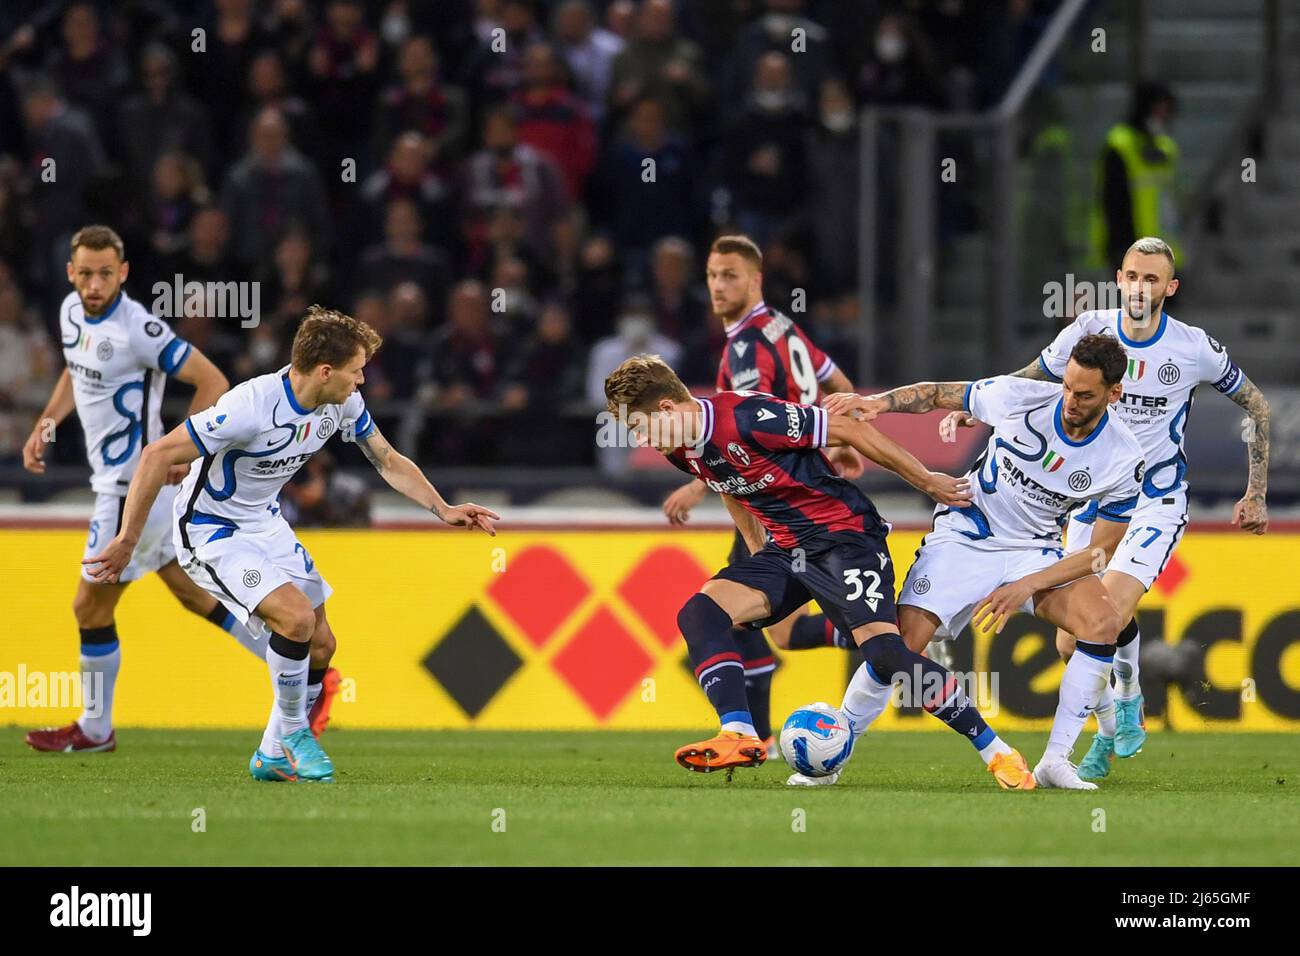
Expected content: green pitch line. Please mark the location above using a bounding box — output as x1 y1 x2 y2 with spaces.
0 729 1296 866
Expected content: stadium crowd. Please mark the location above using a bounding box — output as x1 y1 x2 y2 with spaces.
0 0 1058 466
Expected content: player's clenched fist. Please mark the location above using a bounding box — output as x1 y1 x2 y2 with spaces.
1232 493 1268 535
439 503 501 536
22 426 50 474
663 480 708 525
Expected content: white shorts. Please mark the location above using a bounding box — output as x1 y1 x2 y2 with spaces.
173 511 331 639
81 486 179 583
1065 491 1188 591
898 533 1063 640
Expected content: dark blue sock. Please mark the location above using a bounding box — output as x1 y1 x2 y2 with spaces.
733 628 775 739
860 633 996 751
679 594 752 731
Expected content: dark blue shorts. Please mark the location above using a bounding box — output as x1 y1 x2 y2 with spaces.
713 530 898 637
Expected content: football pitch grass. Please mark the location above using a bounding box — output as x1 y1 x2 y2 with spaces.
2 729 1296 866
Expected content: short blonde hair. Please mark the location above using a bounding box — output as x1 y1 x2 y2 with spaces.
1125 236 1175 278
291 305 383 372
604 354 690 416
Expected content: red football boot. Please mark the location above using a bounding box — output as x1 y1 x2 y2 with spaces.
308 667 341 739
25 723 116 753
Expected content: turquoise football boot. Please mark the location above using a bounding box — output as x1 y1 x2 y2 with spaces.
249 749 298 782
1114 694 1147 757
282 727 335 782
1077 734 1115 780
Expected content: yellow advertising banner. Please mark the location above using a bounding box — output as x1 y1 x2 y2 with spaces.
2 528 1298 731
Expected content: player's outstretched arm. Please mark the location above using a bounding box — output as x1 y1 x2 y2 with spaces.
827 415 971 507
823 381 970 420
938 362 1045 442
83 423 202 583
357 426 499 535
1228 375 1270 534
170 347 230 415
22 369 76 474
972 518 1128 633
663 478 709 525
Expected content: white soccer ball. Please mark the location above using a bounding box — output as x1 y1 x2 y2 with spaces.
779 702 854 777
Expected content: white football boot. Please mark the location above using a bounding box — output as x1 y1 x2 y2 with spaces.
786 769 842 787
1033 756 1098 790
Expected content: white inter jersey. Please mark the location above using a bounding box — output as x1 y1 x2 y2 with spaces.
1039 309 1242 499
935 376 1145 550
176 368 375 548
60 291 193 495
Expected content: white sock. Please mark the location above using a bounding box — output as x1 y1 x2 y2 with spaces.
978 736 1014 765
259 705 283 758
1114 632 1141 697
841 662 894 736
1045 647 1114 761
1095 684 1117 737
78 638 120 742
305 679 323 715
265 642 310 747
721 719 758 736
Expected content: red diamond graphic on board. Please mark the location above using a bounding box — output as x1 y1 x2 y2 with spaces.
551 606 655 721
487 545 590 648
617 546 713 648
1153 553 1189 598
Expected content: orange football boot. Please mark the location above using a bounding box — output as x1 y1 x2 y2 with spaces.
675 731 768 773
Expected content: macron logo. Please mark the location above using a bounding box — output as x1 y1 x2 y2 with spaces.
755 409 776 422
50 886 151 936
733 341 749 358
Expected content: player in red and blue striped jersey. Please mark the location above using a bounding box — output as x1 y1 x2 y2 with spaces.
661 236 861 751
605 355 1038 789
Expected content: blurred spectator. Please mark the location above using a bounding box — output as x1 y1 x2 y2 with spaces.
0 284 57 462
197 0 267 169
20 77 108 295
646 237 713 383
134 151 211 287
259 225 334 337
279 450 373 527
118 43 214 198
477 204 555 299
511 42 597 202
586 305 681 408
597 96 698 281
1093 82 1181 268
501 298 585 412
722 0 832 109
308 0 380 173
805 76 860 294
220 107 331 270
461 0 545 102
373 36 468 174
858 12 945 108
551 0 624 124
361 281 434 402
243 50 324 170
488 254 539 332
359 198 452 318
0 158 30 282
721 52 809 248
463 107 569 269
45 2 129 156
608 0 711 135
605 1 637 40
570 232 624 344
358 131 456 254
159 207 241 289
427 280 506 410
